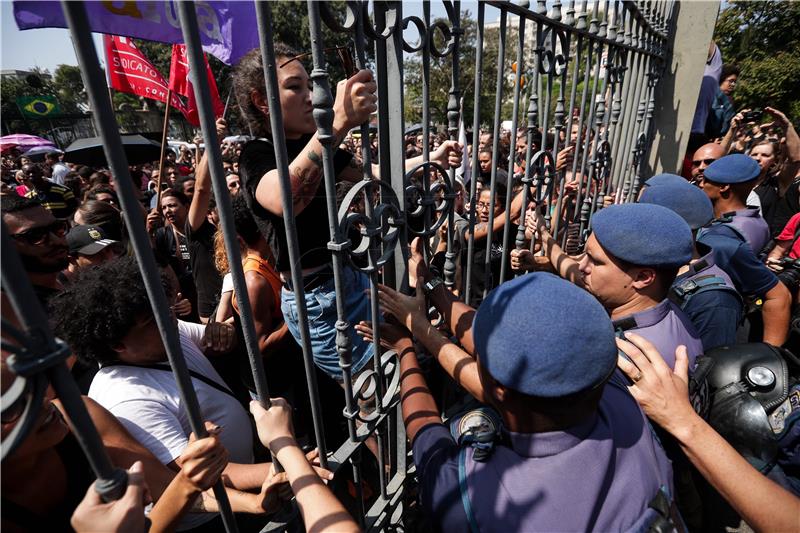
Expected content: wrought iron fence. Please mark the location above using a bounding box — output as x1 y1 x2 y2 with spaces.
1 1 676 531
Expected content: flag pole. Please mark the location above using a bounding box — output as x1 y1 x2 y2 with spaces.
222 85 232 120
155 89 172 210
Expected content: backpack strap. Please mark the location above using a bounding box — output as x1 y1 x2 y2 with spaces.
458 446 481 533
669 275 742 310
101 362 236 400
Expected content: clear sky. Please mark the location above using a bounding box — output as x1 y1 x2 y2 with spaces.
1 0 484 73
0 1 104 73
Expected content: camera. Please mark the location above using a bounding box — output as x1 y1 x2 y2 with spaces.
742 109 763 123
777 257 800 293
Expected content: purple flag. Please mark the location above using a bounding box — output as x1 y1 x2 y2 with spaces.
13 1 259 65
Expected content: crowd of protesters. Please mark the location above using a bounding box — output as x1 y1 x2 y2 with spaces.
2 38 800 533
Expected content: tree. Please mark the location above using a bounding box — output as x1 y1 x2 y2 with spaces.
0 68 62 136
52 65 86 113
714 1 800 121
404 9 511 130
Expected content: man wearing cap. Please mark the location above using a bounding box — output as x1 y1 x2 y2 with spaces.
373 273 677 532
639 182 743 349
698 154 771 254
637 172 691 200
697 154 791 346
532 203 704 369
584 204 704 368
65 224 122 274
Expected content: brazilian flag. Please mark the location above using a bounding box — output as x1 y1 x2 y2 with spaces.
17 95 61 118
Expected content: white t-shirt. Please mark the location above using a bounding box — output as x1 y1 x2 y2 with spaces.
89 320 253 529
221 272 234 295
747 189 762 214
50 162 70 185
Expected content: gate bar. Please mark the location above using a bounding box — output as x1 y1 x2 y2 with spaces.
60 3 238 531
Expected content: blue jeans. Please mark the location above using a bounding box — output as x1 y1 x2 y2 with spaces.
281 265 375 382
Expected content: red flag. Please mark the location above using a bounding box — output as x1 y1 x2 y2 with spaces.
169 44 224 127
104 35 188 116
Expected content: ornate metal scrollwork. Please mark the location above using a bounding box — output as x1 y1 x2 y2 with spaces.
404 161 457 238
337 180 404 275
348 347 402 424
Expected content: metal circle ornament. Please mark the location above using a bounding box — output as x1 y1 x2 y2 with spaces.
404 160 456 237
526 149 558 207
337 179 403 274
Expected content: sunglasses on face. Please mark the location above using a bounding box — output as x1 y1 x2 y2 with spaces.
692 158 716 167
10 220 69 245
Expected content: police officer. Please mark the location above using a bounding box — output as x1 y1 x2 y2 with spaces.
528 203 704 368
698 154 770 254
397 273 678 532
584 203 704 368
639 182 743 349
636 172 690 200
644 172 691 188
697 154 792 346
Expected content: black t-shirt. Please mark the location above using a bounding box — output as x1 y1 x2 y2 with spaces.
186 219 222 318
465 222 518 307
154 225 199 322
754 175 800 238
239 137 354 272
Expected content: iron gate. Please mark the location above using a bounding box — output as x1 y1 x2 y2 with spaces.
1 1 676 531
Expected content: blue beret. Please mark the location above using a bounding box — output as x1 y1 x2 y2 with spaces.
591 203 693 268
639 182 714 230
644 173 689 188
703 153 761 184
473 273 617 397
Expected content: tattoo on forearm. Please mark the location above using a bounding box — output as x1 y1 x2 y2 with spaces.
189 492 212 513
292 166 321 201
307 150 323 168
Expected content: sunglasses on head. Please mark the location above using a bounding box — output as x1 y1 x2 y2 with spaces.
692 158 716 167
279 46 358 78
10 220 69 245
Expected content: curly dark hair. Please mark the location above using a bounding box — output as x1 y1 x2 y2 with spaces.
720 63 740 82
50 257 170 365
232 191 261 247
232 43 301 138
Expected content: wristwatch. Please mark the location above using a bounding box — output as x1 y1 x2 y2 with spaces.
423 276 444 295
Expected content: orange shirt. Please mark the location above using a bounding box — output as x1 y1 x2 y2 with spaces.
232 254 282 319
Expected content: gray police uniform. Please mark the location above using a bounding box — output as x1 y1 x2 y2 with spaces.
613 299 704 369
638 180 743 351
412 273 679 533
698 208 770 257
413 375 676 532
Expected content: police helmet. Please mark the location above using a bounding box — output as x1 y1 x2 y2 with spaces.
695 343 800 471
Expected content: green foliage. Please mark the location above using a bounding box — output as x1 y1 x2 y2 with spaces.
404 10 511 130
714 1 800 121
1 68 66 135
52 65 85 113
